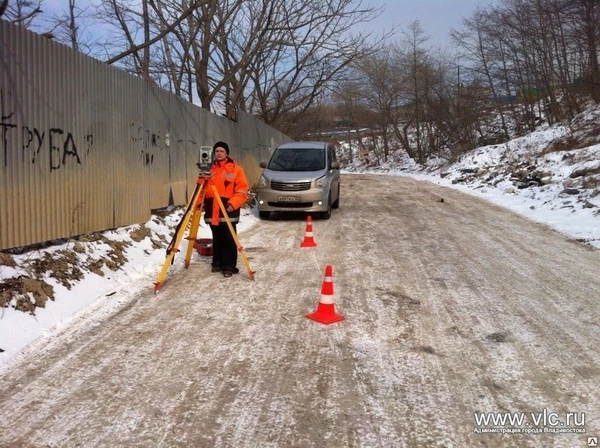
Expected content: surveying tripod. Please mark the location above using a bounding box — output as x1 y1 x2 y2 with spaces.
154 172 255 293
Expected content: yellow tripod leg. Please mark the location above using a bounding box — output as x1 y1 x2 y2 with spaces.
154 179 206 293
211 185 256 280
184 185 207 268
154 211 193 293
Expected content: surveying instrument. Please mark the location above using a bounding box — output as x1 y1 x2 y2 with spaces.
154 146 255 293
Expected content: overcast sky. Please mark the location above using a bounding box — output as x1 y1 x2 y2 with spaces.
357 0 498 50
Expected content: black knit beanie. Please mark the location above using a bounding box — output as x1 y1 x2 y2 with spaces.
213 141 229 155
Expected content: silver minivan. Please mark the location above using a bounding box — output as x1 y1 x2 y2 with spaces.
256 142 341 219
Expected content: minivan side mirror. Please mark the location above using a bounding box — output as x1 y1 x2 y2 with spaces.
331 161 340 170
259 161 267 168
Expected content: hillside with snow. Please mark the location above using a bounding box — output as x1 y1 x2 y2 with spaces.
340 106 600 249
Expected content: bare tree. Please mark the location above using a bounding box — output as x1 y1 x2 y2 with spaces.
353 48 402 162
2 0 42 28
452 9 511 139
216 0 278 120
170 0 242 112
42 0 96 53
101 0 203 87
397 21 439 164
1 0 9 18
333 79 372 163
68 0 78 50
247 0 383 133
141 0 151 78
99 0 145 74
451 0 599 135
568 0 600 102
149 1 192 97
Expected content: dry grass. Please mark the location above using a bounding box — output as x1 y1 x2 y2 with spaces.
0 253 17 267
570 167 600 179
1 235 132 315
129 224 152 242
542 136 581 154
0 276 54 313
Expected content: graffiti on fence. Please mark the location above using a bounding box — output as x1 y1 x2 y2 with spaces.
1 87 93 171
0 87 16 167
129 122 164 166
47 128 88 170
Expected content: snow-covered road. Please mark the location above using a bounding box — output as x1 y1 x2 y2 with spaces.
1 174 599 447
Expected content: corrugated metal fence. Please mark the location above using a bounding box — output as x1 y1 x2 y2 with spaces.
0 21 291 250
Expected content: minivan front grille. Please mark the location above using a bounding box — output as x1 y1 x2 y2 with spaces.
271 181 311 191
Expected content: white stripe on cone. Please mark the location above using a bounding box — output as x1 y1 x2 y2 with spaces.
320 293 334 304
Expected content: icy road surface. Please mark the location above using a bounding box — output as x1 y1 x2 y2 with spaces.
1 174 599 447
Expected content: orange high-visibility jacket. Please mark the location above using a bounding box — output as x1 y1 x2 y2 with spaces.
203 157 249 225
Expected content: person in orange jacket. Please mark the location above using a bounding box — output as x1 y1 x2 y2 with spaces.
203 141 249 277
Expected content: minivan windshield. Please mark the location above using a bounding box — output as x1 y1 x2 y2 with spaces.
267 148 325 172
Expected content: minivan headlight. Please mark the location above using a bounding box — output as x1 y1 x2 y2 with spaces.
314 175 326 188
258 175 269 189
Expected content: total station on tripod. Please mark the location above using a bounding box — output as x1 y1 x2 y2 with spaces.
197 145 214 173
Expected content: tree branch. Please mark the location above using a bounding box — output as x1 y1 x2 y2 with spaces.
0 0 8 18
105 0 202 65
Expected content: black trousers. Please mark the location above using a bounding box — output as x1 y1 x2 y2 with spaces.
210 223 237 271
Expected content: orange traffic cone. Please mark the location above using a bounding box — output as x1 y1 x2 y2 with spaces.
300 215 317 247
306 265 344 324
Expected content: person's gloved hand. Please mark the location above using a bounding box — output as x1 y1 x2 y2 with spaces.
226 204 235 213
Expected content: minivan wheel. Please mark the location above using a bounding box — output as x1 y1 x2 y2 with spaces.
332 184 340 209
321 197 332 220
258 211 271 219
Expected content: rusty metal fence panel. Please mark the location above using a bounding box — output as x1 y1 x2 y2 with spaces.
0 21 291 250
